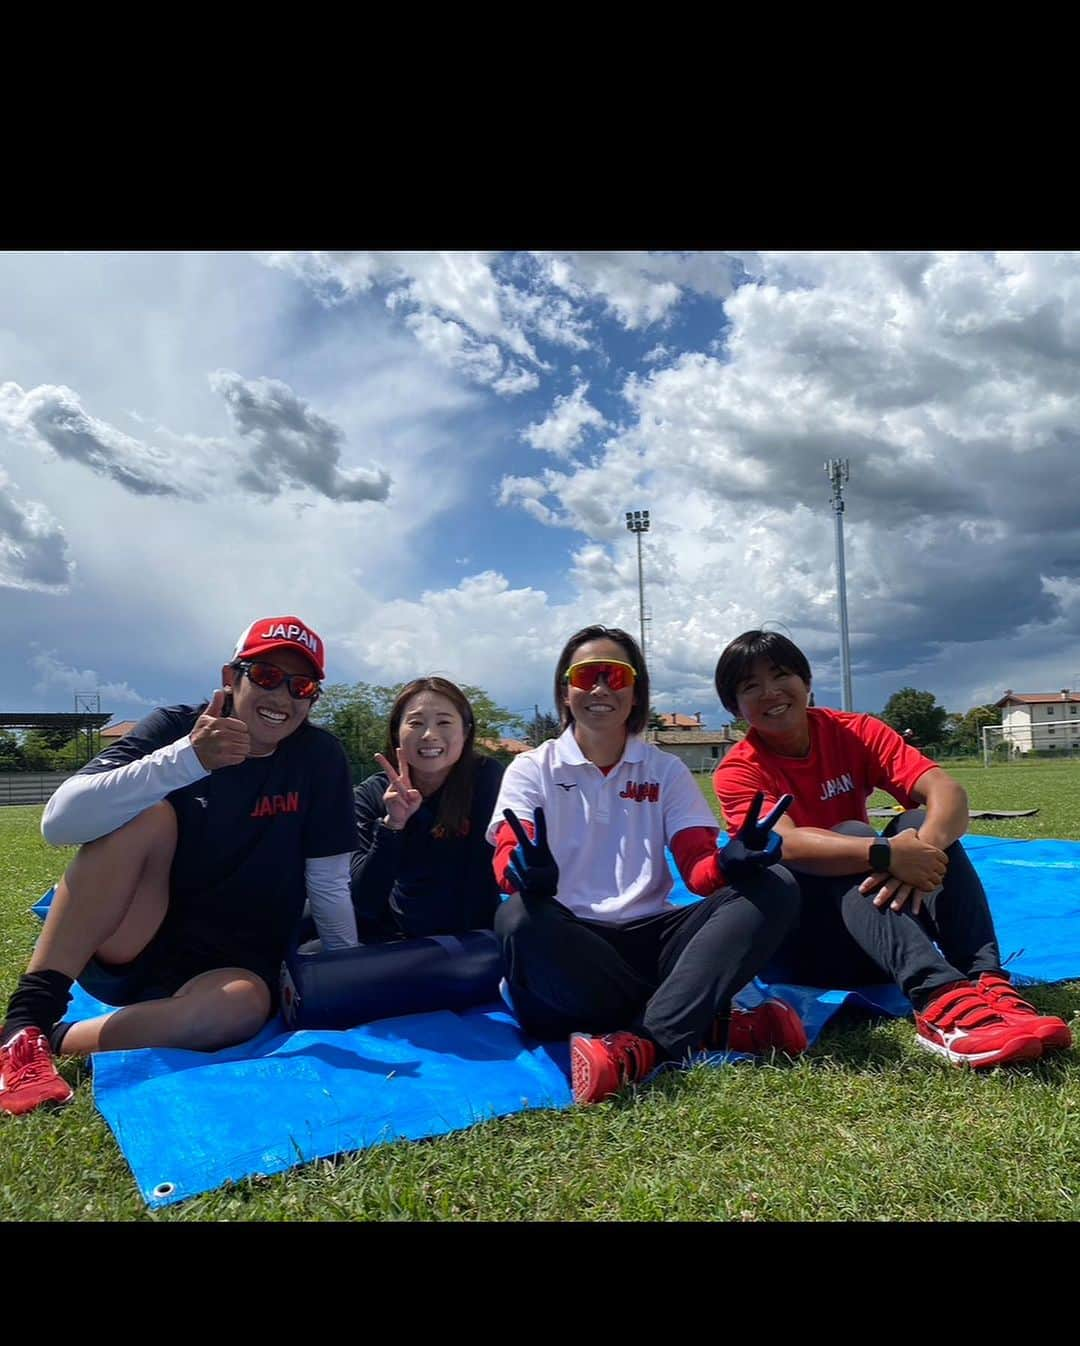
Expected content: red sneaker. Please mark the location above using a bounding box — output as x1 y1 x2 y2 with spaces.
914 985 1042 1068
709 998 809 1056
975 972 1073 1052
0 1027 74 1115
569 1031 658 1105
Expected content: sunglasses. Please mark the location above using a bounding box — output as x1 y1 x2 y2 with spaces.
564 659 637 692
236 660 321 702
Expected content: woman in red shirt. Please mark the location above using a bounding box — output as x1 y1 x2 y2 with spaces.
712 629 1071 1069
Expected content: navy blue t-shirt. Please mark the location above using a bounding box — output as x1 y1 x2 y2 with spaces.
79 704 357 970
350 753 504 938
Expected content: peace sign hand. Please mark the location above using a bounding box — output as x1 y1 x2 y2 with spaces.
375 750 423 830
719 791 793 882
502 806 560 899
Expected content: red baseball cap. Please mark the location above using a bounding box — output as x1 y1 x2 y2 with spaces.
231 616 325 680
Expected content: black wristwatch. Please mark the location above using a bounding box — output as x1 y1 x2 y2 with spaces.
868 837 892 873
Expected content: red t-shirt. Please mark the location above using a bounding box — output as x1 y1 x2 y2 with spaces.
712 708 937 832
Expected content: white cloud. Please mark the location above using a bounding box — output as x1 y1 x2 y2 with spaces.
258 251 744 399
258 251 551 395
387 252 539 363
492 365 540 396
0 468 74 591
496 250 1080 709
401 310 540 397
1 371 396 510
498 279 592 353
521 383 607 458
209 370 392 503
404 312 504 388
534 251 741 330
255 250 399 301
497 474 564 527
4 249 1080 727
0 381 199 499
341 570 556 687
30 649 157 707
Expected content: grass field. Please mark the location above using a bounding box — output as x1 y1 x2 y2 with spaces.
2 758 1080 1222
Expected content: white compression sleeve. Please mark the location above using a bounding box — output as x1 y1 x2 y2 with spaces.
40 738 210 847
305 852 359 949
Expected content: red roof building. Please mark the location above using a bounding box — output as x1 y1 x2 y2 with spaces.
100 720 138 740
993 690 1080 753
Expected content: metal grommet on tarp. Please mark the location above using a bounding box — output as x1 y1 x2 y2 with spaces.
152 1181 176 1200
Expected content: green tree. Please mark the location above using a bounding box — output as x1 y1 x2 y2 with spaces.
525 709 561 747
312 681 525 782
945 704 1000 757
311 681 392 783
0 730 25 772
459 685 526 748
728 717 750 735
51 731 102 769
19 730 59 771
35 726 80 752
880 687 948 751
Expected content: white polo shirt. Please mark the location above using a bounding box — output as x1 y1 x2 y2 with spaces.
487 726 717 924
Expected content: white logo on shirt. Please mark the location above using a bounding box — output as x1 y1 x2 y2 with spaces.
819 772 854 801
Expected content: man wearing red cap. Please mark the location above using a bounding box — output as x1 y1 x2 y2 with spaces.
0 615 359 1117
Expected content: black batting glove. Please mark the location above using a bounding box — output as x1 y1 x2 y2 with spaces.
719 791 793 882
503 806 560 899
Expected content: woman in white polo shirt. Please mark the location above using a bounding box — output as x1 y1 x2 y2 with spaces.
487 624 807 1105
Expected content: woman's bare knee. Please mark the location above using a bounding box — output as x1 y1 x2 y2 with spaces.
221 975 272 1035
174 970 272 1048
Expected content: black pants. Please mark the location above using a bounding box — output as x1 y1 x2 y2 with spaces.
494 866 800 1061
762 810 1002 1011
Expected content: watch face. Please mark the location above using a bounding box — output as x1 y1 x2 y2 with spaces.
870 840 891 870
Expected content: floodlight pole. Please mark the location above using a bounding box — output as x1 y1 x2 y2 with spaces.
75 692 100 766
625 509 650 661
824 460 853 711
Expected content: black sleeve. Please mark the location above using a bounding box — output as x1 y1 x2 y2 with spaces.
460 755 505 929
302 729 360 859
349 772 403 925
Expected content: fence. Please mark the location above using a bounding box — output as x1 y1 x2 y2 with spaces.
0 772 76 806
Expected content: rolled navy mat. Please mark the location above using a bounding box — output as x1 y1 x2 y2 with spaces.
280 928 503 1030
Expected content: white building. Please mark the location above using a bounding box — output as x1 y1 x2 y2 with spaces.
646 724 744 771
994 690 1080 753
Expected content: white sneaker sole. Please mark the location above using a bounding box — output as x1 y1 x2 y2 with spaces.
914 1032 1041 1068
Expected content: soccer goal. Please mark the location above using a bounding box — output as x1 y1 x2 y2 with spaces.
982 721 1080 765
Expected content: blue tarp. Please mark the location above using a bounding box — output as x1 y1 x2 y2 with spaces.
32 832 1080 1207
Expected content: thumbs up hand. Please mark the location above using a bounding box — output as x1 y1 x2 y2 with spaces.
191 688 251 770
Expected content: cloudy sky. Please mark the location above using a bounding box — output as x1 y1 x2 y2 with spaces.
2 249 1079 730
